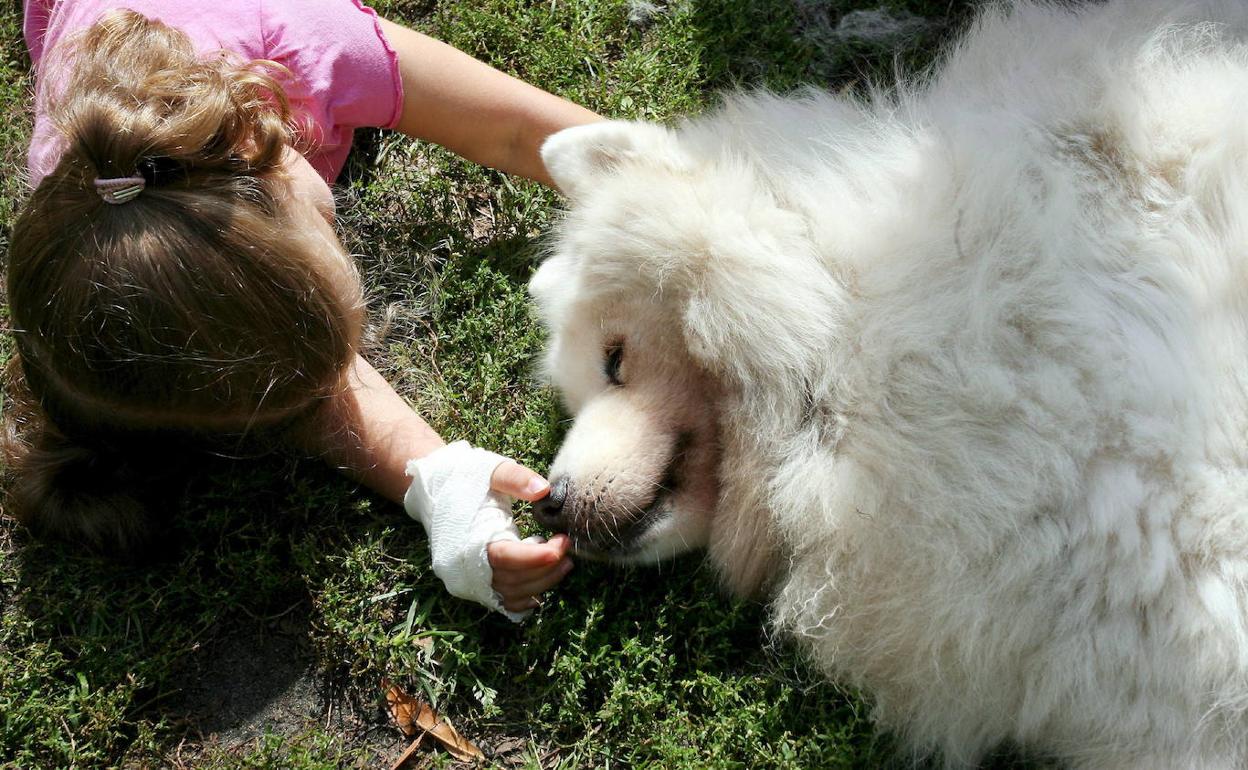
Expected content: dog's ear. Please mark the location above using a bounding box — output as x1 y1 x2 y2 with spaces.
678 205 847 418
542 121 688 200
528 252 571 319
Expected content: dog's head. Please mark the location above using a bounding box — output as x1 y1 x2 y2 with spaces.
528 122 719 563
530 121 835 572
528 288 722 563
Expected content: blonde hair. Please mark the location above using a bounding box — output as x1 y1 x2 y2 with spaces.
5 10 364 555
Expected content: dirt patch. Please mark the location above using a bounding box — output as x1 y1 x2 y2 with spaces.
159 611 421 766
164 614 325 744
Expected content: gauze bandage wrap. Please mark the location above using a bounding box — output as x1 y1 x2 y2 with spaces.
403 441 530 623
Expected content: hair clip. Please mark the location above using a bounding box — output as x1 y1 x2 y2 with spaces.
93 175 146 205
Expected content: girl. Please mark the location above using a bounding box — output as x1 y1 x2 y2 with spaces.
9 0 600 618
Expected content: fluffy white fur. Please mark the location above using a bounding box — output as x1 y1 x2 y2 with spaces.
531 2 1248 766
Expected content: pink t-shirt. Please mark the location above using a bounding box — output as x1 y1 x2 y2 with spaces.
23 0 404 184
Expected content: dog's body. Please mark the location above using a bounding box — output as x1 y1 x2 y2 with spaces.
531 2 1248 766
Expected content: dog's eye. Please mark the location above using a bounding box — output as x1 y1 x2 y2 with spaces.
604 341 624 386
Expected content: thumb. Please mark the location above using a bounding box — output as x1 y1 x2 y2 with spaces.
490 461 550 502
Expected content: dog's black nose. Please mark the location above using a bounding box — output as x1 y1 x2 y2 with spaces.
533 476 569 531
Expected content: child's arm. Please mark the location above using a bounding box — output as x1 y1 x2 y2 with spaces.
322 22 595 613
296 355 571 614
377 18 602 187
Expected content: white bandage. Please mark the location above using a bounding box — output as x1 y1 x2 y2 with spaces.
403 441 530 623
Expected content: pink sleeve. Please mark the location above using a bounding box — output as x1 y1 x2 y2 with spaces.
261 0 403 181
23 0 54 65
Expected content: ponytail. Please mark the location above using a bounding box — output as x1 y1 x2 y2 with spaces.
6 426 174 557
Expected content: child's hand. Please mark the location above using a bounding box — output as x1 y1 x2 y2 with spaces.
488 535 573 613
488 460 551 502
406 442 574 621
487 462 573 612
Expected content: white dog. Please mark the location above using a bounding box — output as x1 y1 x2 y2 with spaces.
529 1 1248 766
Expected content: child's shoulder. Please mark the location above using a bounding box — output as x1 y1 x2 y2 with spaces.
26 0 266 65
25 0 401 183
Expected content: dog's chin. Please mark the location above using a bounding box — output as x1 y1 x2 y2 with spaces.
613 509 708 563
570 500 709 564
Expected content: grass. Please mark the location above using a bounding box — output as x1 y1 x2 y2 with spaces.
0 1 978 768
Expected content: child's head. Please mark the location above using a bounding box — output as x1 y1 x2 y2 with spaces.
5 10 365 554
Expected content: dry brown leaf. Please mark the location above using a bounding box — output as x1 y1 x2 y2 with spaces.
383 678 420 737
389 733 424 770
382 679 486 763
415 701 485 763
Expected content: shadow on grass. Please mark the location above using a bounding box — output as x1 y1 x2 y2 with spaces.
687 0 980 93
4 450 879 766
2 452 399 765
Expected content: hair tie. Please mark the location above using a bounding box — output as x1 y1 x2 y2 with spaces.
93 175 146 205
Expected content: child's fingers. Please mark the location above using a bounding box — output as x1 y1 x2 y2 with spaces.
494 557 574 588
491 461 550 501
488 538 565 569
495 561 574 600
515 534 573 557
503 596 541 613
541 531 571 556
